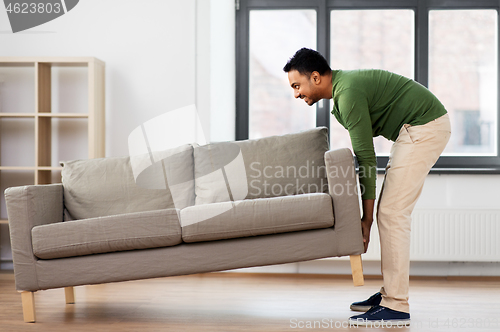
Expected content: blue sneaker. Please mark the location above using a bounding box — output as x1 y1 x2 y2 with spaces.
350 292 382 312
349 305 410 327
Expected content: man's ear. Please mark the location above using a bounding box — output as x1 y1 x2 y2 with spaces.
311 71 321 85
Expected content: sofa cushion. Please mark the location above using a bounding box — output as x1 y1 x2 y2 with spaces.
61 144 194 220
32 209 182 260
194 127 329 205
180 193 334 243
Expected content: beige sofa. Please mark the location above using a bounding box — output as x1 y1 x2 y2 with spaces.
5 127 364 323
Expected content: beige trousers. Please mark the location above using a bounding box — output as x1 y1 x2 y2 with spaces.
377 113 451 313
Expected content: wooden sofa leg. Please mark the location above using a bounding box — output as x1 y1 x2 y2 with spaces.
350 255 364 287
21 291 36 323
65 287 75 304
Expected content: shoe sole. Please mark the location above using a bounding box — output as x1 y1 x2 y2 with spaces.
350 304 373 312
349 318 411 327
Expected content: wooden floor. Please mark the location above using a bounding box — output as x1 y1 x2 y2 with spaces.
1 271 500 331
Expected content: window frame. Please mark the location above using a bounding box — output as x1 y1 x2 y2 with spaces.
236 0 500 173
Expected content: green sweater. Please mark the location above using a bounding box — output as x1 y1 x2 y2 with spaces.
330 69 447 200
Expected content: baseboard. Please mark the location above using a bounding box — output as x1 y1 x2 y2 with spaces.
212 272 500 282
223 259 500 277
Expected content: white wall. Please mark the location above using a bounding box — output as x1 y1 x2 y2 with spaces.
414 174 499 210
209 0 236 142
196 0 236 143
0 0 196 158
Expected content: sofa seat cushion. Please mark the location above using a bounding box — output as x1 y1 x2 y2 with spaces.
32 209 182 260
180 193 334 243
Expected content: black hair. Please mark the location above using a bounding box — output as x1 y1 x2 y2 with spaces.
283 48 331 76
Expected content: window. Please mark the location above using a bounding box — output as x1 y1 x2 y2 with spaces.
249 10 317 139
236 0 500 172
429 9 498 157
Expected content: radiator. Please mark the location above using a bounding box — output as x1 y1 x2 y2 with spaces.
363 209 500 262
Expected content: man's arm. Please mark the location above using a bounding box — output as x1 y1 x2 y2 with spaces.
336 89 377 253
361 199 375 253
337 89 377 201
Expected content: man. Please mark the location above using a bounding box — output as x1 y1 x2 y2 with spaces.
283 48 451 326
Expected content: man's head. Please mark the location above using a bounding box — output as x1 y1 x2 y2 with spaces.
283 48 332 106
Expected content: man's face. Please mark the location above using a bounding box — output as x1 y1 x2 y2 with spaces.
287 70 322 106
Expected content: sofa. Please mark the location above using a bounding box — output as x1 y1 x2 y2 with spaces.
5 127 364 323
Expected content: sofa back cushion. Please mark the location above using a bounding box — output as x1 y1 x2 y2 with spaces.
194 127 329 205
61 145 195 220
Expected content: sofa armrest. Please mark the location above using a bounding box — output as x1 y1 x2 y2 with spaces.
5 184 64 291
324 148 364 256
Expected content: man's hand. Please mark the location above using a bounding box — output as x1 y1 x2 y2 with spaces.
361 217 373 253
361 199 375 253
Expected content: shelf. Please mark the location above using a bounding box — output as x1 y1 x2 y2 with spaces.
0 113 36 118
0 62 35 67
0 113 88 118
0 117 36 167
39 113 88 118
37 167 63 171
0 166 35 171
0 56 105 226
0 56 105 66
0 65 35 114
0 166 63 170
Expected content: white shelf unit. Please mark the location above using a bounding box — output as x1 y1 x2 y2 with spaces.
0 57 105 226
